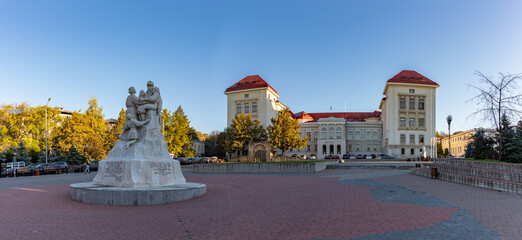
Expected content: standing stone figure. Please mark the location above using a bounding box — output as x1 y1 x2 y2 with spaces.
119 108 149 149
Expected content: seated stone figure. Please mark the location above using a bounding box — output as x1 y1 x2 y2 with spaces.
120 108 150 149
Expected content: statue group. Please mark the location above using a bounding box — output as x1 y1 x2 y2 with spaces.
93 81 186 188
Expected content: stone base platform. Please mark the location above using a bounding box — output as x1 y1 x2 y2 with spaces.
70 182 206 206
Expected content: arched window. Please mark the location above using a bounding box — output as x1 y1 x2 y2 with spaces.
337 145 341 154
236 104 242 114
329 127 334 139
321 127 327 139
329 145 334 154
418 99 424 110
409 118 415 126
336 127 342 139
400 117 406 126
409 99 415 109
400 98 406 109
322 145 327 154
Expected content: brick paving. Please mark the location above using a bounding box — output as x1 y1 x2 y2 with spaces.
0 169 519 240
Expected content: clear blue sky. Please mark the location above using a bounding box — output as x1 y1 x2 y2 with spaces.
1 0 521 134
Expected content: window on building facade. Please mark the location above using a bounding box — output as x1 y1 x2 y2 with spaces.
400 134 406 143
400 117 406 126
244 103 249 113
401 148 405 154
367 146 370 151
306 132 311 140
409 118 415 127
330 145 334 154
355 132 360 140
409 89 415 93
347 132 353 140
315 145 317 151
329 127 334 139
244 94 249 98
400 98 406 109
373 132 378 141
337 145 341 154
336 128 342 139
418 99 424 110
314 132 318 140
236 104 242 114
252 102 257 112
348 145 352 151
307 145 310 151
374 145 377 151
356 145 360 151
321 128 327 139
419 118 425 127
410 134 415 144
419 135 424 143
409 99 415 109
322 145 326 154
366 132 371 141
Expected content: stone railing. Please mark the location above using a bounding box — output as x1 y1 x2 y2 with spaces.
194 161 335 174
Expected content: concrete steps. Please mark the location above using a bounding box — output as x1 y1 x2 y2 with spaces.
411 159 522 194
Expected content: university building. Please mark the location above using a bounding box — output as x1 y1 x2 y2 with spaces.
440 128 496 157
225 70 439 160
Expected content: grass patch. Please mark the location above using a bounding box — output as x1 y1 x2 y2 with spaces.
221 160 326 164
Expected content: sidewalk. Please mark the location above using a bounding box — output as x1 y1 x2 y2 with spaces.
0 169 519 240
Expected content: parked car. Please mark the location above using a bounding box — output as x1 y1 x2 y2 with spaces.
371 154 377 159
178 158 190 165
350 154 356 159
309 154 316 160
300 155 307 160
332 155 340 159
342 154 350 159
356 154 364 159
201 157 211 163
324 155 333 159
89 161 99 171
54 162 68 173
364 155 372 159
381 155 394 159
210 156 218 163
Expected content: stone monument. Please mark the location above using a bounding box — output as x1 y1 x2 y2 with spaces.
70 82 206 205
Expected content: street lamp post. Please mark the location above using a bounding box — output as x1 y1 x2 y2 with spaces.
446 115 452 158
45 98 51 164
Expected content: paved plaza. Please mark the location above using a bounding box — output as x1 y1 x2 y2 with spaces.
0 168 520 240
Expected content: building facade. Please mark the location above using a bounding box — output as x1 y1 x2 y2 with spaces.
440 128 496 157
225 70 439 159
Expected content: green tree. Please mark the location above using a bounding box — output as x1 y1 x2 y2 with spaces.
465 128 495 160
228 113 266 157
67 144 87 165
505 121 522 163
14 141 32 164
496 114 515 162
267 108 308 160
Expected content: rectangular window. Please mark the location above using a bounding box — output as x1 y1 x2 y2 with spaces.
419 135 424 143
409 118 415 127
367 146 371 151
400 98 406 109
347 132 353 140
244 103 249 113
366 132 371 140
252 102 257 112
356 145 360 151
418 99 424 110
411 148 414 155
400 134 406 143
409 99 415 109
374 145 377 151
401 148 405 154
307 145 310 151
236 104 242 114
314 132 318 140
244 94 249 98
348 145 352 151
409 89 415 93
307 132 311 140
355 132 360 140
418 118 425 127
400 117 406 126
373 132 378 141
315 145 317 151
410 134 415 144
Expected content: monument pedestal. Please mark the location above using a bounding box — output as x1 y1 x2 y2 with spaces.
70 182 206 205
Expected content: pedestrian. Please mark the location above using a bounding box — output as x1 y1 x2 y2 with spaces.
85 163 90 174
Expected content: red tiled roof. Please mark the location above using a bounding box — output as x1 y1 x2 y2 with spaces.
295 111 382 122
225 75 279 95
293 111 314 120
387 70 439 86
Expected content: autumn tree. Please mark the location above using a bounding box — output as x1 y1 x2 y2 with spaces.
267 108 308 160
227 113 266 157
105 109 126 150
163 106 194 157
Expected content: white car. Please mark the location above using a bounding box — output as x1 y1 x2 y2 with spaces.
309 155 316 160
